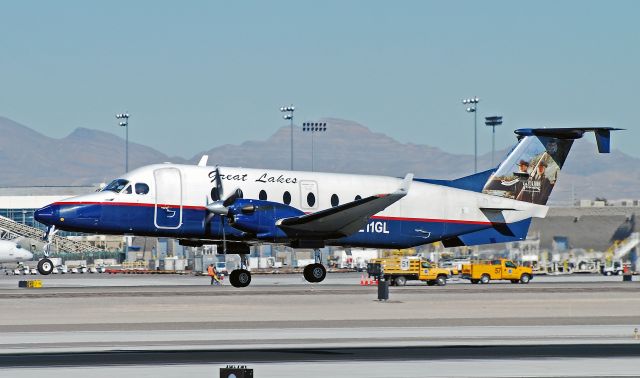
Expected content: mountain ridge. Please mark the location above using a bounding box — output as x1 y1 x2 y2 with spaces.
0 116 635 202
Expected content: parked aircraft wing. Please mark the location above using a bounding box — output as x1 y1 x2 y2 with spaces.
276 174 414 238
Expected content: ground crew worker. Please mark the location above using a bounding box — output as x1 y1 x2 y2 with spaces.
207 264 221 286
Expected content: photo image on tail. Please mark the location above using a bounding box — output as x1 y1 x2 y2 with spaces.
482 135 574 205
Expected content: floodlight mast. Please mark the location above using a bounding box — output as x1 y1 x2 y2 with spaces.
302 122 327 172
484 115 503 166
462 97 480 173
115 113 130 172
280 105 295 170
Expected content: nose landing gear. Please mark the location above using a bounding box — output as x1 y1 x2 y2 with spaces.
37 226 57 275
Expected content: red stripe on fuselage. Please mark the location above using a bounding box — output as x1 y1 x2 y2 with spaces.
53 201 492 226
53 201 206 211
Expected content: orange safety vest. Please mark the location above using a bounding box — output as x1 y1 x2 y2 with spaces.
207 266 214 276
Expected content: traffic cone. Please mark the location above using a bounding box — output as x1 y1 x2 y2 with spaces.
360 274 366 286
369 277 374 285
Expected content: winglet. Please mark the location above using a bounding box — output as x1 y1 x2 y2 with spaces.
197 155 209 167
398 173 414 194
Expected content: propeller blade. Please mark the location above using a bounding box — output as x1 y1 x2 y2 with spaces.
223 188 243 207
211 166 223 201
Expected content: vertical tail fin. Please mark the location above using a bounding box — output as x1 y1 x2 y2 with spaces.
482 127 621 205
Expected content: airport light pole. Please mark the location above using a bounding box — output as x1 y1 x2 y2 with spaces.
116 113 130 172
280 105 295 170
462 97 480 173
302 122 327 172
484 115 503 167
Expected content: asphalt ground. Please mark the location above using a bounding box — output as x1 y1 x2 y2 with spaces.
0 272 638 377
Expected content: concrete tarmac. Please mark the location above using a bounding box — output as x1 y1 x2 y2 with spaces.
0 272 638 377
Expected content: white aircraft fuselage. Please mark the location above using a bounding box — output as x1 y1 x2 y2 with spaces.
34 164 546 249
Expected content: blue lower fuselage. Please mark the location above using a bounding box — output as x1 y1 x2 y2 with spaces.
37 202 495 249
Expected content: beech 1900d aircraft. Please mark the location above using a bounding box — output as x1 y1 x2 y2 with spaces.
34 127 618 287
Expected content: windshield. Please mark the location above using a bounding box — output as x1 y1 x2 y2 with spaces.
102 179 130 193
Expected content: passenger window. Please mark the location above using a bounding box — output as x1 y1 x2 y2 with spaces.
123 185 132 194
283 191 291 205
259 190 267 201
307 192 316 207
135 183 149 195
505 261 516 268
331 194 339 207
421 262 431 269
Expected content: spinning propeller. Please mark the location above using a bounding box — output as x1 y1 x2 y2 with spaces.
205 167 243 253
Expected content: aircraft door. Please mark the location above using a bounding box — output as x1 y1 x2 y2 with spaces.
299 180 318 211
154 167 183 229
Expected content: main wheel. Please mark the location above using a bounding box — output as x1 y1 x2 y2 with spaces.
303 263 327 283
394 275 407 286
436 275 447 286
229 269 251 288
519 274 531 284
37 258 54 275
480 274 490 284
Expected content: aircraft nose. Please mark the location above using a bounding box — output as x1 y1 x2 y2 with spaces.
34 204 57 225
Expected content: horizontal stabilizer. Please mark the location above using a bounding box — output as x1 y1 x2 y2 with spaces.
515 127 622 153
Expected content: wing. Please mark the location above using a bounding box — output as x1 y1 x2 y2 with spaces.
276 174 414 238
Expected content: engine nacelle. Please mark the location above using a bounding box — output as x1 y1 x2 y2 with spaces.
227 199 304 241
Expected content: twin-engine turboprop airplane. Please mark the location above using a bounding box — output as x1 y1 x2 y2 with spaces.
34 127 619 287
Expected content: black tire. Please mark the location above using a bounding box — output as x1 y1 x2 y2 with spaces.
605 271 612 276
394 276 407 286
616 270 623 276
471 279 479 284
480 274 490 284
37 258 54 275
519 274 531 284
303 263 326 283
436 275 447 286
229 269 251 288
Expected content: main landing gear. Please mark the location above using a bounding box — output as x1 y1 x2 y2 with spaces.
37 226 56 275
303 249 327 283
229 254 251 288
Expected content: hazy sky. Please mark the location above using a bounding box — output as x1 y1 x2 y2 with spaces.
1 1 638 159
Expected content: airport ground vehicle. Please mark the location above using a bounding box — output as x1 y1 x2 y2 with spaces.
367 257 450 286
601 261 625 276
461 259 532 284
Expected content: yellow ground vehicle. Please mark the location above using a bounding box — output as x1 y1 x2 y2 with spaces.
367 257 450 286
461 259 532 284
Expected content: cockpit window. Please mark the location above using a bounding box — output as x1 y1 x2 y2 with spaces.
135 183 149 195
102 179 130 193
123 185 132 194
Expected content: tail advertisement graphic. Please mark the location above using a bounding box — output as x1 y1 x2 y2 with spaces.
482 136 574 205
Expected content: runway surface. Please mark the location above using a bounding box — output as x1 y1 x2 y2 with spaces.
0 272 638 377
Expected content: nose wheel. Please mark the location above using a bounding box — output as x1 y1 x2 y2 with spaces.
37 258 54 275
